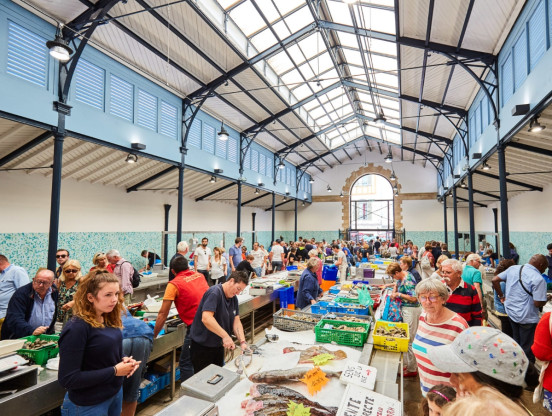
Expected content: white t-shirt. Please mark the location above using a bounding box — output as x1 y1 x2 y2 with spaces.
250 249 265 268
210 256 226 279
271 245 284 262
194 246 212 270
336 250 347 268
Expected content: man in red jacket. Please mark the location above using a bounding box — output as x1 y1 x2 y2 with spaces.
153 256 208 381
532 311 552 412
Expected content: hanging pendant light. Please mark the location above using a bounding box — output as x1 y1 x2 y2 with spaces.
46 24 73 62
390 171 397 181
482 161 491 171
217 122 229 141
125 154 138 164
384 149 393 163
374 112 386 127
327 185 332 193
278 159 285 169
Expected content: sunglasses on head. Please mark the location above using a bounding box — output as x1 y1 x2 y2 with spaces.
64 269 79 273
56 254 67 258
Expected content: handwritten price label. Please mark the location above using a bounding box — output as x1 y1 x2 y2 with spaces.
311 353 335 366
300 366 329 395
287 401 311 416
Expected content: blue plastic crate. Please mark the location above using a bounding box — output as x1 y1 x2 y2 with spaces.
329 286 341 295
286 265 298 271
138 378 160 404
311 301 331 314
175 368 181 381
328 302 370 316
322 266 338 281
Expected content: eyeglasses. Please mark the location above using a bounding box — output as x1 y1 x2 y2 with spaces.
56 254 67 258
34 279 53 286
419 295 439 303
64 269 79 274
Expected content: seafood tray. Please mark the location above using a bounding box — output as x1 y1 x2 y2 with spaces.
315 319 370 347
17 334 59 365
311 301 371 316
273 308 323 332
372 320 410 353
325 312 372 323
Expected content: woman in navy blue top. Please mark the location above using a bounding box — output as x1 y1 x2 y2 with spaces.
58 270 140 416
296 258 323 309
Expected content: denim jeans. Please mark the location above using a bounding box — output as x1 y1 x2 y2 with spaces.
61 388 122 416
179 326 194 382
122 337 152 402
509 319 537 363
253 267 262 277
272 262 283 272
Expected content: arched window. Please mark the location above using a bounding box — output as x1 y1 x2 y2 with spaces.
349 174 394 241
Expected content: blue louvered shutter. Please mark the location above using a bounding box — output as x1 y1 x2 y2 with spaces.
188 119 201 148
528 1 546 70
475 104 481 137
244 148 251 170
75 59 105 110
137 89 157 131
501 54 513 106
216 135 227 159
266 156 273 178
7 21 48 87
160 101 178 139
469 114 476 146
251 149 259 172
228 136 238 163
202 123 215 153
259 153 266 176
513 30 528 91
110 75 133 121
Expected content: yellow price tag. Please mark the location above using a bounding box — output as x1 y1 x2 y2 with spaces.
311 353 335 366
300 367 329 395
287 401 311 416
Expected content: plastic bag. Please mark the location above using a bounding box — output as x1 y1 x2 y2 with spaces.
357 286 374 307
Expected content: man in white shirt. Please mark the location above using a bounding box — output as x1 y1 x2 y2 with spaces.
333 244 348 280
194 237 212 285
250 242 266 277
269 240 285 272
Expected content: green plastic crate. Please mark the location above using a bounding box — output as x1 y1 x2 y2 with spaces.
314 319 370 347
334 297 360 304
17 334 60 365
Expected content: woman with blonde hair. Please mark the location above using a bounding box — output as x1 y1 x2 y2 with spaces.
58 270 139 415
442 387 527 416
57 259 82 323
210 247 227 285
90 252 109 272
430 254 449 283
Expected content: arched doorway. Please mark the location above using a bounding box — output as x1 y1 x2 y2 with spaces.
349 174 395 243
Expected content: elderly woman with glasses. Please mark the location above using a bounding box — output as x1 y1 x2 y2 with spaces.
57 260 83 324
412 279 469 396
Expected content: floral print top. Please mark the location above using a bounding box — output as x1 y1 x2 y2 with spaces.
57 280 79 323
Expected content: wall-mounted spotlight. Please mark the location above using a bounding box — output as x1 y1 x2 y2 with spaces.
471 152 482 160
125 154 138 164
283 195 287 202
254 188 259 194
131 142 146 151
214 168 223 174
309 177 314 184
301 201 305 207
258 182 265 187
46 24 73 62
460 179 467 188
528 115 546 133
217 122 229 141
511 104 530 116
209 176 216 183
482 161 491 171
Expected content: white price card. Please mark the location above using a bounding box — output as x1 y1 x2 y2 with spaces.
337 384 402 416
339 360 377 391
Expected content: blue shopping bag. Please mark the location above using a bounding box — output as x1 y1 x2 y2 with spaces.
382 294 402 322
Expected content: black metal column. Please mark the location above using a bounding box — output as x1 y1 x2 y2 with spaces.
271 192 276 243
452 186 459 259
467 172 476 252
443 195 448 246
47 133 65 272
294 198 298 241
492 208 499 256
163 204 171 265
176 165 184 245
497 145 510 258
251 212 256 246
236 181 242 237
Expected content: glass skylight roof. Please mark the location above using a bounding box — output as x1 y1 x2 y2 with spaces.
211 0 400 150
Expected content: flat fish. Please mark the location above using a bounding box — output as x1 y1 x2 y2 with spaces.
249 367 341 384
282 346 347 363
254 384 337 415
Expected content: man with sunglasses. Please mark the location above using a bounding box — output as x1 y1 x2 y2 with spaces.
55 249 69 279
1 268 58 340
193 238 212 286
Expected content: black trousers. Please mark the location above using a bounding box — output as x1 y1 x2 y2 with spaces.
197 269 211 286
190 340 224 373
509 319 537 363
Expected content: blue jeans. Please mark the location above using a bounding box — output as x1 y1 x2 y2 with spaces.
253 267 262 277
122 337 152 402
61 388 122 416
179 326 194 382
272 262 283 272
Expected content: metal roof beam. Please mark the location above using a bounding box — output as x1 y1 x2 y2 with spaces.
454 195 487 207
0 131 52 167
398 36 495 64
342 80 399 99
508 142 552 158
400 94 467 117
265 199 293 211
401 145 443 161
195 182 236 202
473 170 543 192
400 126 452 145
241 192 271 206
127 166 178 193
318 20 395 43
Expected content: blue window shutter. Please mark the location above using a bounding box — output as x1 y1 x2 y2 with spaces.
251 149 259 172
469 114 476 146
528 1 546 70
475 105 481 137
160 101 178 139
137 89 157 131
215 135 227 159
513 30 528 90
266 157 273 178
202 123 215 153
244 148 251 170
259 153 266 176
75 59 105 110
188 119 201 148
7 21 48 87
110 75 133 121
228 136 238 163
501 54 513 106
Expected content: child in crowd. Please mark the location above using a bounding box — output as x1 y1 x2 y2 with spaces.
421 384 456 416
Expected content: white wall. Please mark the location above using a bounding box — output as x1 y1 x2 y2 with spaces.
0 171 286 233
297 202 342 231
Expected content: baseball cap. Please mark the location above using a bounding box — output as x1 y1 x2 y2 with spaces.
426 327 528 386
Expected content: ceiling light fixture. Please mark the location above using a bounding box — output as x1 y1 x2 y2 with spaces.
278 159 285 169
390 171 397 181
214 168 223 174
283 196 287 202
340 191 344 198
301 201 305 207
131 142 146 151
217 122 229 141
460 179 467 188
327 185 332 193
254 188 259 195
46 24 73 62
374 113 386 127
482 161 491 171
384 150 393 163
309 177 314 184
209 176 216 183
528 116 546 133
258 182 265 187
125 153 138 164
238 175 247 182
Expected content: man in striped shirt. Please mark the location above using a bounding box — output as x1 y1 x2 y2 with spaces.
441 259 482 326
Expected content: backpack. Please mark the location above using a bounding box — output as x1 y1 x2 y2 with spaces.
123 261 141 288
420 253 432 270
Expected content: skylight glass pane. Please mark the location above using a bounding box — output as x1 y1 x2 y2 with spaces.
359 7 395 35
274 0 304 16
252 0 280 23
337 32 360 49
367 38 397 57
230 1 265 37
272 20 292 39
343 49 363 66
375 72 398 88
281 69 304 87
327 1 354 26
370 54 397 72
250 29 278 52
297 61 315 80
293 84 313 100
378 96 399 110
297 33 323 61
286 44 305 65
284 7 313 33
308 105 327 119
267 51 294 74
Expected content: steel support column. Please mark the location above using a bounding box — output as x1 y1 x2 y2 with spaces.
252 212 256 247
492 208 499 256
497 145 510 258
294 198 298 241
163 204 171 264
271 192 276 243
452 186 459 259
47 133 65 272
443 196 448 246
237 181 242 237
176 166 184 245
467 172 476 252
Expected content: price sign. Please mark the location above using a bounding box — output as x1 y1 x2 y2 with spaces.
339 361 377 391
300 366 329 395
287 401 311 416
337 384 401 416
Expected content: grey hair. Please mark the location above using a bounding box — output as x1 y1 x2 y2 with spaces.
307 257 320 270
105 249 120 258
308 249 318 257
466 253 481 264
415 279 449 302
442 258 463 273
177 241 189 252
